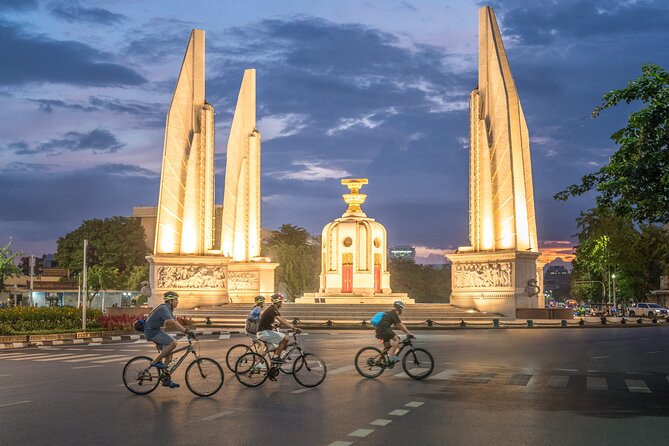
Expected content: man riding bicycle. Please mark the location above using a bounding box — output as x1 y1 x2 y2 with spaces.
256 293 300 363
375 300 414 367
145 291 193 388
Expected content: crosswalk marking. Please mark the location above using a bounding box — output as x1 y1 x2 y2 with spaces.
92 355 132 363
587 377 608 391
388 409 409 416
467 372 495 384
62 354 105 362
370 419 392 426
405 401 424 408
202 411 234 421
547 375 570 388
625 379 651 393
507 374 532 386
429 369 459 380
34 355 80 362
349 429 374 438
5 354 64 361
73 365 103 369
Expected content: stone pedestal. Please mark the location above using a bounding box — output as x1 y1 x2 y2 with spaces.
227 261 278 303
448 250 541 316
148 254 230 308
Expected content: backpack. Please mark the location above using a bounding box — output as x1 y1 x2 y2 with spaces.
133 318 146 332
245 318 260 334
370 311 385 327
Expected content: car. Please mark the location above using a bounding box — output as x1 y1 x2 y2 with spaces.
627 303 669 318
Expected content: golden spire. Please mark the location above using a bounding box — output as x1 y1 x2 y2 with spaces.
341 178 368 215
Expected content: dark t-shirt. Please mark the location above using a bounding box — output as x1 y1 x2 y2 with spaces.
144 304 174 331
258 304 281 331
376 310 401 332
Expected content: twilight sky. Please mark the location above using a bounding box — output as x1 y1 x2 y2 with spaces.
1 0 668 264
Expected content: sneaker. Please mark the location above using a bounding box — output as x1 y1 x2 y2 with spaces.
151 362 167 369
390 355 400 363
161 378 180 388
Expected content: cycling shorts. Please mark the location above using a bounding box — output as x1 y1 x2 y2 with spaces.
375 329 396 343
257 329 285 350
145 330 174 349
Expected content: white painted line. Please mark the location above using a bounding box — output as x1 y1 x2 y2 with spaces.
62 354 105 362
218 334 231 340
89 343 102 346
327 442 353 446
587 377 608 391
0 400 31 408
547 375 570 388
587 370 608 373
0 374 13 378
119 349 142 352
348 429 374 438
52 341 64 345
370 419 392 426
629 371 654 376
591 356 610 359
73 365 103 369
405 401 424 408
329 365 355 375
625 379 651 393
34 355 81 362
6 354 66 361
554 368 578 373
291 388 311 394
646 351 662 354
133 340 147 344
202 411 234 421
388 409 409 416
73 340 85 344
429 369 459 380
0 353 33 358
110 336 121 341
92 356 132 364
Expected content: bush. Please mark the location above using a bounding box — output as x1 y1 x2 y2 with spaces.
97 314 193 332
0 307 102 335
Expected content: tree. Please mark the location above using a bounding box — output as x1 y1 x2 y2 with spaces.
0 240 23 294
56 217 148 293
555 64 669 224
263 225 319 299
388 258 451 303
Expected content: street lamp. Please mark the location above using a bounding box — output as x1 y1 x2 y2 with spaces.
612 274 616 309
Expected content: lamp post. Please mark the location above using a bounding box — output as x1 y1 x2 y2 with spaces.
612 274 617 309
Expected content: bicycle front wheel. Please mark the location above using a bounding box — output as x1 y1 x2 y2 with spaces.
225 344 253 372
235 352 269 387
186 357 224 396
354 347 385 378
123 356 161 395
402 347 434 380
293 353 327 387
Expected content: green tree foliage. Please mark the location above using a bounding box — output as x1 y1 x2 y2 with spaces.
555 64 669 223
0 240 23 294
263 224 319 299
572 207 669 303
56 217 148 297
388 258 451 303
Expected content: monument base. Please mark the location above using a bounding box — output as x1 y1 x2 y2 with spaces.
296 292 414 304
148 254 230 309
227 261 278 303
448 250 541 317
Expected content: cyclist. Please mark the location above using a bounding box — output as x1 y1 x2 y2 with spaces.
375 300 414 367
145 291 193 388
245 295 265 335
256 293 300 364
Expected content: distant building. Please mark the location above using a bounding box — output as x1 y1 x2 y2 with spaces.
543 264 572 300
389 246 416 261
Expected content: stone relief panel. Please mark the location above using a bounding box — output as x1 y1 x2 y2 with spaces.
156 265 227 289
454 262 512 288
228 271 259 291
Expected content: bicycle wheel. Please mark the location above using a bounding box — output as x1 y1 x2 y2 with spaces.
123 356 161 395
292 353 327 387
354 347 386 378
225 344 253 372
186 357 224 396
235 352 269 387
402 347 434 380
279 345 299 374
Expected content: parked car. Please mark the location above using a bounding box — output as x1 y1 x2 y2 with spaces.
627 303 669 318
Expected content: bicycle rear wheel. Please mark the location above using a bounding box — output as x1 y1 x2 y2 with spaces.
402 347 434 380
186 357 224 396
354 347 385 378
123 356 161 395
235 352 269 387
293 353 327 387
225 344 252 372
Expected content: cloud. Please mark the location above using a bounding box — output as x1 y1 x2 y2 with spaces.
48 2 127 25
257 113 308 140
0 20 146 86
0 0 37 12
3 129 125 155
273 161 352 181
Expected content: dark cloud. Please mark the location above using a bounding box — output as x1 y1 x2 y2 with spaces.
0 0 38 12
48 2 127 25
0 19 146 86
3 129 124 155
123 18 197 63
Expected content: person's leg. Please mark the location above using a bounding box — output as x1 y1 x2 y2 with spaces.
389 335 400 358
152 334 177 365
274 337 289 358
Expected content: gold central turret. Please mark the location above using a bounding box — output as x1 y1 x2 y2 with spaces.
341 178 368 215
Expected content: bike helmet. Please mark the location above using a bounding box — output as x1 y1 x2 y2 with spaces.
393 300 405 309
163 291 180 301
255 295 266 304
271 293 285 304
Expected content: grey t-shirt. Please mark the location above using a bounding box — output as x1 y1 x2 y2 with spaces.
144 304 174 331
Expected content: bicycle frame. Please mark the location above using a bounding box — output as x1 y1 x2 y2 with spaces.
157 337 199 375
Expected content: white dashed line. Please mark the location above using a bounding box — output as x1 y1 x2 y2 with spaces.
405 401 424 408
327 442 353 446
202 411 234 421
0 400 31 408
388 409 409 416
370 419 392 426
348 429 374 438
329 365 356 375
429 369 459 380
625 379 651 393
218 334 231 340
291 388 311 394
554 368 578 373
73 365 103 369
0 374 12 378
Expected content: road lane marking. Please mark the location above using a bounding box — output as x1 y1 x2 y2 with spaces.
0 400 31 408
119 349 142 352
291 388 311 394
0 353 34 358
349 429 374 437
92 356 132 363
73 365 103 369
429 369 459 380
507 374 533 386
592 356 610 359
388 409 409 416
62 355 105 362
34 355 82 362
405 401 424 408
629 371 654 376
202 411 234 421
587 377 608 391
625 379 651 393
329 365 355 375
6 354 71 361
219 334 231 340
0 374 12 378
327 442 353 446
554 368 578 373
370 419 392 426
646 351 662 354
547 375 570 388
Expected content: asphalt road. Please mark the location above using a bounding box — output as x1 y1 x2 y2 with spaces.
2 327 669 446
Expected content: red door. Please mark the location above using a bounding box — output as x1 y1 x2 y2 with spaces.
374 267 381 293
342 265 353 293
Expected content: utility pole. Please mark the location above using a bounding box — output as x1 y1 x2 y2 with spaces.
82 239 88 331
612 274 617 308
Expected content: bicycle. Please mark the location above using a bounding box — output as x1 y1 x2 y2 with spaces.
123 333 224 397
234 332 327 388
354 335 434 380
226 328 299 375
